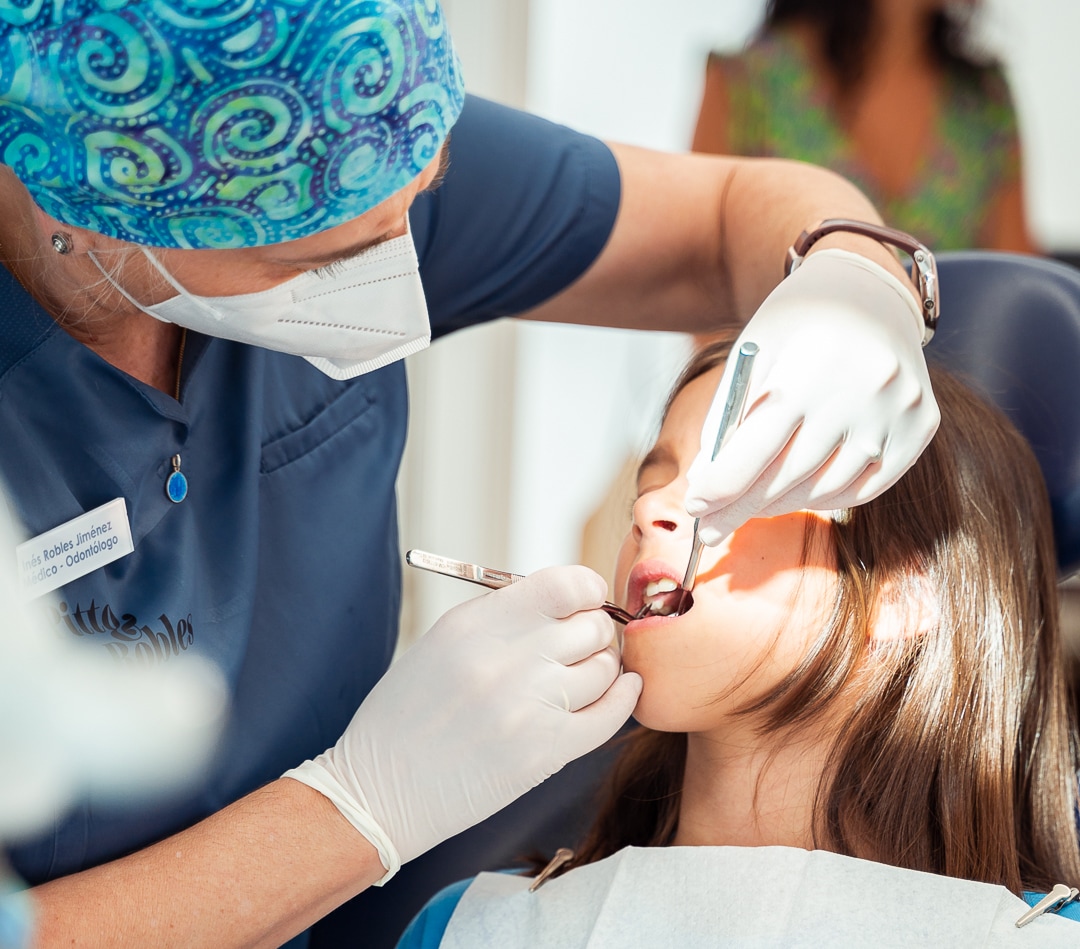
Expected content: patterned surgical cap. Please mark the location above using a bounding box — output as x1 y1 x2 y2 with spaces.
0 0 464 248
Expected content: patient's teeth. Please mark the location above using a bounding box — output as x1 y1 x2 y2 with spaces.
644 579 678 598
639 578 683 618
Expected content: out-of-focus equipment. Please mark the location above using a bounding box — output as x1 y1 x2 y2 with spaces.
0 492 226 948
926 252 1080 576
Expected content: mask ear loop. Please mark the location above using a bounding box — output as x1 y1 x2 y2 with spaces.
86 248 156 317
136 247 224 321
86 247 223 322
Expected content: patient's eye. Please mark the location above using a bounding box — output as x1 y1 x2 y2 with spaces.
635 444 678 497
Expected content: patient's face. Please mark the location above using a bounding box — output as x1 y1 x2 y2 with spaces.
615 364 837 734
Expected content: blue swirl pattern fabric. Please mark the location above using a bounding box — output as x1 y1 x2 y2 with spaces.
0 0 464 248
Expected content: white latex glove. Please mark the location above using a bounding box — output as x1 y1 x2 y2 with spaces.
284 566 641 883
687 248 939 543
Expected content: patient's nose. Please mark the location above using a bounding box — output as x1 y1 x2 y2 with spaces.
632 489 687 540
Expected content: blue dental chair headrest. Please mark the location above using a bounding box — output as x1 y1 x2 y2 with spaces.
926 252 1080 577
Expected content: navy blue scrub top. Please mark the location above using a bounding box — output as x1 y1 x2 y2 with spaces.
0 95 620 937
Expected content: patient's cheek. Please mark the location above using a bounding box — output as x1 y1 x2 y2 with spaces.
613 539 634 605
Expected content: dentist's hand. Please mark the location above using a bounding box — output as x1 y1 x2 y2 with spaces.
687 248 939 543
284 566 640 882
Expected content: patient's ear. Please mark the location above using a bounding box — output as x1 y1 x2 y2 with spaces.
868 574 939 643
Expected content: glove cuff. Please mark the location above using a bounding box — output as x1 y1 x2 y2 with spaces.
794 248 929 346
787 220 938 345
282 764 403 886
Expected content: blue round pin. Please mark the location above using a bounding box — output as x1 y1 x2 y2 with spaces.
166 454 188 503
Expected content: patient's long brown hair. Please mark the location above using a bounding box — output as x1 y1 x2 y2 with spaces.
568 340 1080 893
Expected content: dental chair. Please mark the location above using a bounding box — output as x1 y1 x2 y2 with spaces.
310 251 1080 949
925 251 1080 578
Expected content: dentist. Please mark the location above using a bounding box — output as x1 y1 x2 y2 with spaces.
0 1 938 946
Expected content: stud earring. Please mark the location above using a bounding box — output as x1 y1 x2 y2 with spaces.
51 233 73 255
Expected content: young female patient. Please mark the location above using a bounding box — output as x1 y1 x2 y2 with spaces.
398 339 1080 946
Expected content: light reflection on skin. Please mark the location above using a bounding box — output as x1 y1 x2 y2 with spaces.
614 364 839 736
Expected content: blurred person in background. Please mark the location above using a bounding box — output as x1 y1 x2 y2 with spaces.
692 0 1037 253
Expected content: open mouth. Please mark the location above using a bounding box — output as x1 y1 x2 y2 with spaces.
636 579 693 618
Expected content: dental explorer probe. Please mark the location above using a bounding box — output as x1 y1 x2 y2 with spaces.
671 341 758 617
405 549 637 625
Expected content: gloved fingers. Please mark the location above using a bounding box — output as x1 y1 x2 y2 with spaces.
685 397 803 517
691 419 873 542
539 608 617 666
693 445 796 544
738 414 889 520
689 374 939 543
797 396 938 512
796 438 889 507
851 395 939 504
803 440 923 513
499 564 608 621
746 451 882 520
745 416 855 508
694 441 877 544
555 671 642 764
689 398 854 543
544 644 622 713
684 248 939 537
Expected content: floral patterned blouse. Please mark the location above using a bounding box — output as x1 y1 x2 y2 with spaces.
707 30 1023 250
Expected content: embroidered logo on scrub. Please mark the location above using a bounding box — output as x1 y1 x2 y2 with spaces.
49 599 195 665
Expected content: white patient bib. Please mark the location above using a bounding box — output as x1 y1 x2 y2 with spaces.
442 846 1077 948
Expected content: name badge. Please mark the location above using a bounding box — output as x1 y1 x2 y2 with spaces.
16 498 134 599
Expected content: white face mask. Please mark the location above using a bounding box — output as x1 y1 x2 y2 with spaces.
91 229 431 381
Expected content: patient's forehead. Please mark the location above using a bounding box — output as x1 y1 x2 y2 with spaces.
639 367 726 477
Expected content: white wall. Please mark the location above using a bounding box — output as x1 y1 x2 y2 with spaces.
526 0 762 149
978 0 1080 251
395 0 531 646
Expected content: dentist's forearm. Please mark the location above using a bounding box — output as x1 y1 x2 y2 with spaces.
718 155 914 319
30 779 383 949
522 144 916 333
